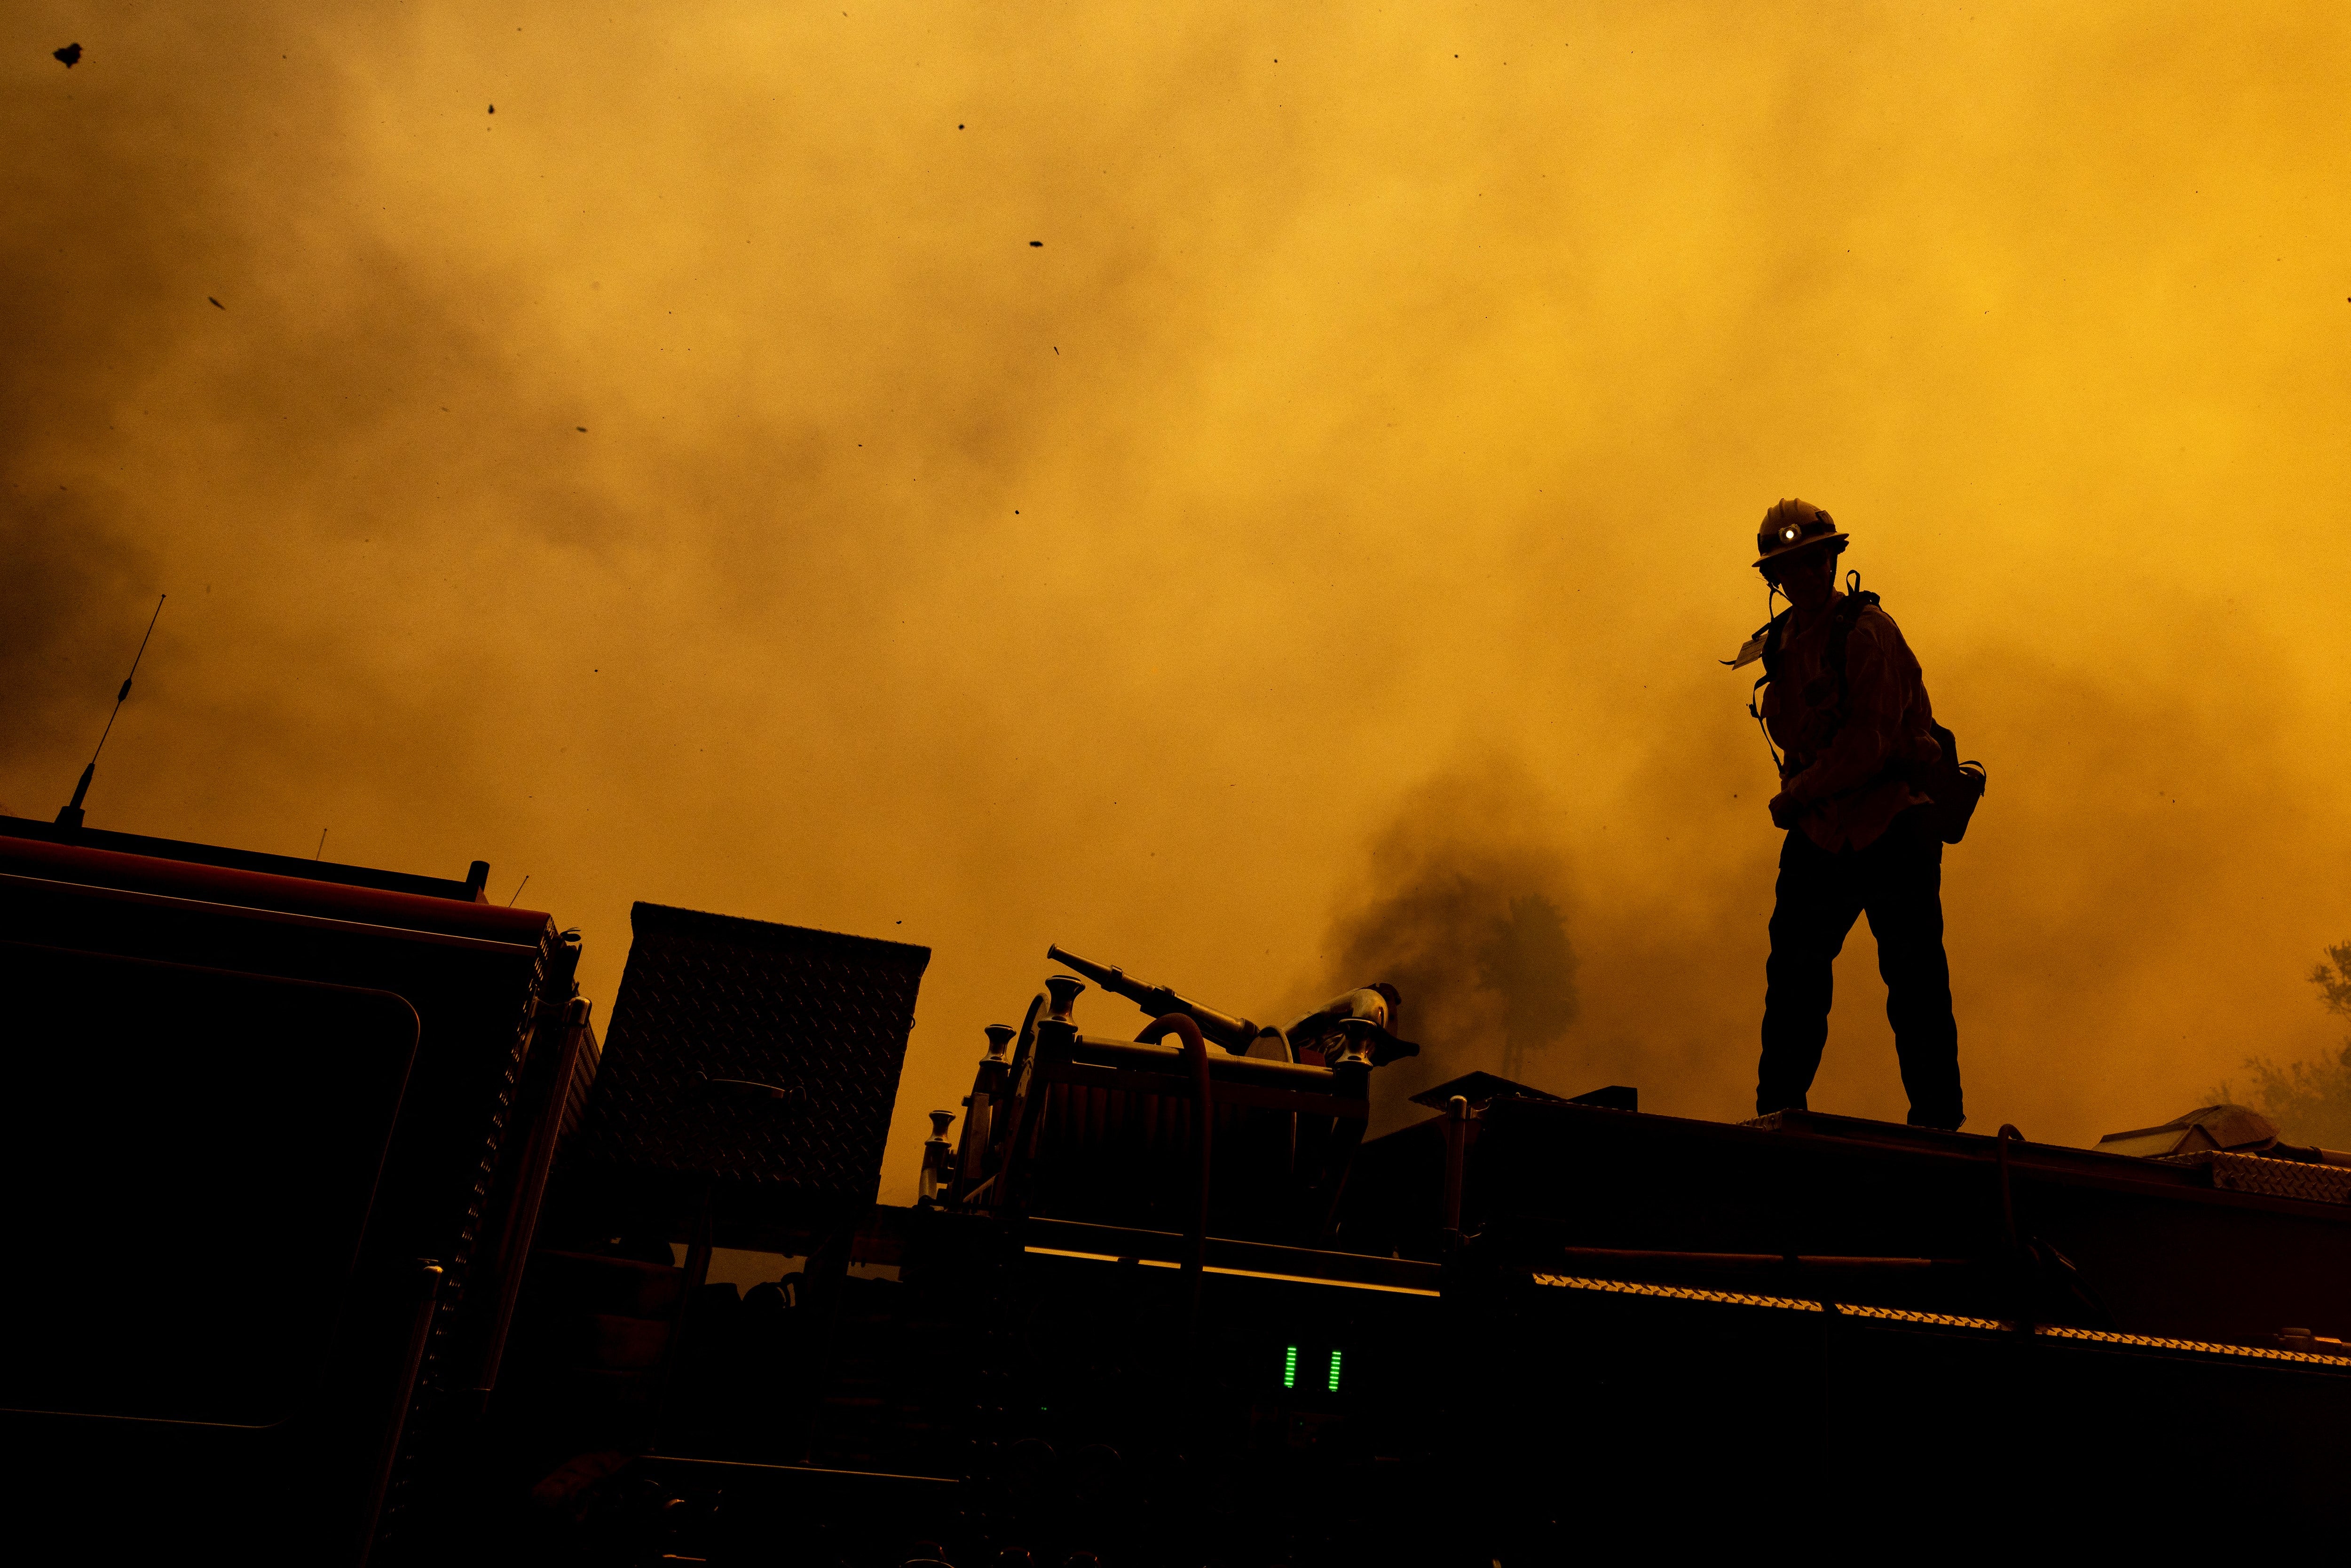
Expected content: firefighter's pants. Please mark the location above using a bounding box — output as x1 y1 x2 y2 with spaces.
1758 807 1963 1129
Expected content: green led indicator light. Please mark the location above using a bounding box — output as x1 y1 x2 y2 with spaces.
1283 1345 1298 1388
1328 1348 1343 1393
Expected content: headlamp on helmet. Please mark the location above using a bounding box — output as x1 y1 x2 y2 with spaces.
1752 498 1850 570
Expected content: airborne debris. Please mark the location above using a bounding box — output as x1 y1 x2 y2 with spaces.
208 297 224 310
1029 240 1042 247
488 104 496 114
54 43 82 67
576 426 587 433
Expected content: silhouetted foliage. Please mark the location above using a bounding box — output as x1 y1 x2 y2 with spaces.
2219 943 2351 1150
2312 940 2351 1020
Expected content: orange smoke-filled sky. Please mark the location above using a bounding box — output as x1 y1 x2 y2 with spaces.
8 3 2351 1197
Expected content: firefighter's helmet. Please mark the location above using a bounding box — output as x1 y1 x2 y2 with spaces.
1753 497 1849 571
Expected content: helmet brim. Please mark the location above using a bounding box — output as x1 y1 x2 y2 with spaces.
1753 531 1849 570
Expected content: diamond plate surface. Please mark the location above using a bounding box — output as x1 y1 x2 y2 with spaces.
574 902 929 1206
2155 1149 2351 1205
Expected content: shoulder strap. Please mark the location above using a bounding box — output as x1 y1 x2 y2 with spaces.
1807 586 1883 760
1827 588 1880 705
1756 606 1794 681
1745 607 1794 773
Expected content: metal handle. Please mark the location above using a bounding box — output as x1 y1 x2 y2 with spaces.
696 1072 799 1103
1441 1095 1470 1250
1136 1013 1215 1321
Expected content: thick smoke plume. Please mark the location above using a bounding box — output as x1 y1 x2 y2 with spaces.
9 5 2351 1199
1322 762 1582 1127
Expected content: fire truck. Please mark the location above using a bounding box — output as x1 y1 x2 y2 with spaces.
6 814 2348 1563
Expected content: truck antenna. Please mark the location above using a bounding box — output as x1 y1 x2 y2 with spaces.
57 594 166 829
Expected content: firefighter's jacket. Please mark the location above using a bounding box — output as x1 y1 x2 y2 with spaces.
1763 591 1940 852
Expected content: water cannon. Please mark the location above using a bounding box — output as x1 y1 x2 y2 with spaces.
1046 944 1262 1053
